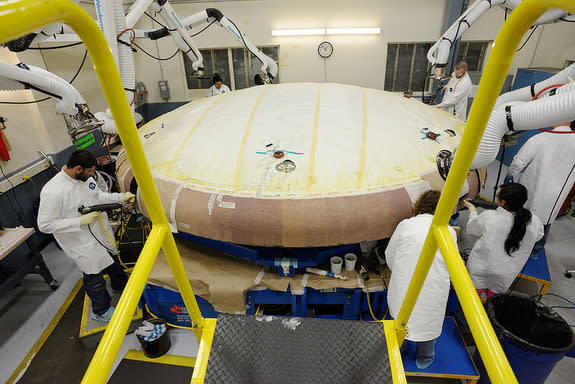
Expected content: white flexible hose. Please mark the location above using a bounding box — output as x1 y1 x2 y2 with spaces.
494 63 575 109
0 76 26 91
95 0 137 136
0 62 82 114
471 89 575 169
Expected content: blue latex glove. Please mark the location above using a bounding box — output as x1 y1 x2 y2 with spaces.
504 175 514 184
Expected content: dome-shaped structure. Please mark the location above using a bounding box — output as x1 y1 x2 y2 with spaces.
117 83 478 247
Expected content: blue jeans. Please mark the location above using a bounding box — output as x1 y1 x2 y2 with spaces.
399 339 436 367
415 339 435 367
531 224 551 259
83 258 128 315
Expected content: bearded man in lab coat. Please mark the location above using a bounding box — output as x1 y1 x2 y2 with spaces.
385 190 457 369
506 121 575 257
38 150 135 322
436 61 473 121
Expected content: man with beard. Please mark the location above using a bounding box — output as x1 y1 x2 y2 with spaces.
38 150 134 322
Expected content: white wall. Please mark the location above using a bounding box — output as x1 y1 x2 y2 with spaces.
1 0 574 170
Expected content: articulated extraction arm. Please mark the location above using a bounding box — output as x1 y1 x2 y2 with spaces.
0 61 102 140
136 6 278 82
1 0 278 141
427 0 575 80
428 0 575 177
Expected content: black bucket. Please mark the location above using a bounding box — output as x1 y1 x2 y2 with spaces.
137 318 171 358
475 293 575 384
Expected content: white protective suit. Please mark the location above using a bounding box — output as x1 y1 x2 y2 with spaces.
507 125 575 225
208 84 231 96
385 214 457 342
437 72 472 121
38 169 125 274
466 207 544 293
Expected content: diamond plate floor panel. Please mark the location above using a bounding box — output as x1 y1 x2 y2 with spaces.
204 314 393 384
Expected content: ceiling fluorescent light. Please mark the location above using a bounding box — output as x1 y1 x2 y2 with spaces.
272 28 380 37
326 28 380 35
272 29 326 36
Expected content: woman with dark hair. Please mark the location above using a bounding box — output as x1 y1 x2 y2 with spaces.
207 73 230 96
386 190 457 369
464 182 544 300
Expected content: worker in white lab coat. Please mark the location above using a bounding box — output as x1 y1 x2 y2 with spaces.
386 190 457 369
38 150 135 322
464 183 544 300
437 61 473 121
207 73 231 96
506 121 575 257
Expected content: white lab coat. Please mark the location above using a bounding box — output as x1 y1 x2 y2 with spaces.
38 170 124 274
466 207 544 293
208 84 231 96
437 72 472 121
385 214 456 342
507 125 575 225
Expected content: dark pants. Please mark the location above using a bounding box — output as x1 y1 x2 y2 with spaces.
415 339 435 366
531 224 552 257
83 258 128 315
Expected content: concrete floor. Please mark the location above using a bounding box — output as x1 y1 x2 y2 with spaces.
1 161 574 383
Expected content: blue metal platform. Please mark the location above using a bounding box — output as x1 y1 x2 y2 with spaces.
403 317 479 383
175 232 363 276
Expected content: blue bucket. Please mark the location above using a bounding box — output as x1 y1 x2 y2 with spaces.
475 293 575 384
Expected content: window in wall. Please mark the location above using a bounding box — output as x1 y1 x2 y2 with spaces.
183 48 228 90
384 43 432 93
183 46 280 91
232 46 279 90
457 41 489 71
385 41 490 93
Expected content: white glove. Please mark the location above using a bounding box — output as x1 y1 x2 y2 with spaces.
463 200 476 213
80 212 99 225
123 192 135 202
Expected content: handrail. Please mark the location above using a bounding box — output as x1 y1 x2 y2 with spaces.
0 1 206 383
395 1 575 383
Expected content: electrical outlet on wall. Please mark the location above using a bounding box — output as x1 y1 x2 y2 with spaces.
158 80 170 100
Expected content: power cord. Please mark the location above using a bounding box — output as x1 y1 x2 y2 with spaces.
0 163 26 224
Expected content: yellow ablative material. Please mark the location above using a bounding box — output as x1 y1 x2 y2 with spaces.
0 1 205 383
396 1 575 384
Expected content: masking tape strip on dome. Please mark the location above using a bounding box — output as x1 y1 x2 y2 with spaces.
166 93 230 177
356 88 368 189
306 85 322 192
234 86 271 192
170 184 183 227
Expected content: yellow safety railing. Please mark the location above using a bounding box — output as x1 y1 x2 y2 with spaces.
2 1 574 384
395 1 575 384
0 1 206 383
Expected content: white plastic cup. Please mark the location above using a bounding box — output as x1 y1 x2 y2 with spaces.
344 253 357 271
330 256 343 275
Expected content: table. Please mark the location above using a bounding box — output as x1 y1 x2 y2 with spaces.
0 227 58 295
518 247 551 296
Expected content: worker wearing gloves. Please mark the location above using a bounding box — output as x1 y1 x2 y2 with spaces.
38 150 135 322
207 73 231 96
386 190 456 369
506 121 575 258
436 61 472 121
464 183 544 300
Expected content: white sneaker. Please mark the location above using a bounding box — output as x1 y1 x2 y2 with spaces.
91 306 115 322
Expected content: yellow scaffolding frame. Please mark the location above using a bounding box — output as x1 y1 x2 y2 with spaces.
0 1 573 383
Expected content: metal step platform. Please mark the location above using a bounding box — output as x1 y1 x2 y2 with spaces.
204 314 394 384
